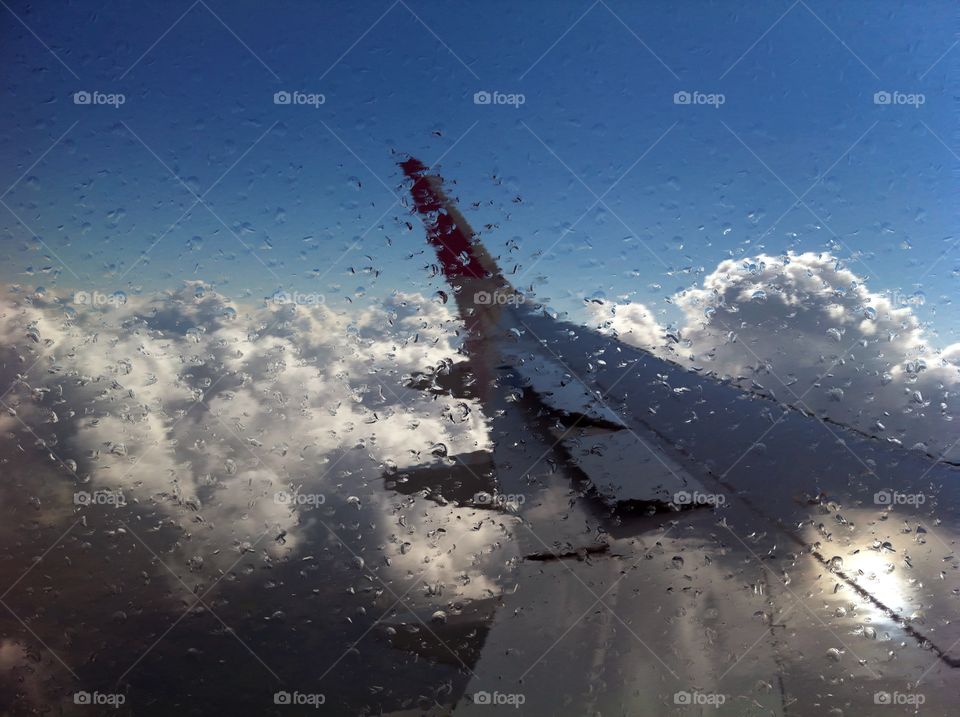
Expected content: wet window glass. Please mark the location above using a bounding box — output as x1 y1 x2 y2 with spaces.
0 2 957 714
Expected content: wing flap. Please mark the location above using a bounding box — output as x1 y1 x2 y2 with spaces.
510 353 627 429
559 425 706 506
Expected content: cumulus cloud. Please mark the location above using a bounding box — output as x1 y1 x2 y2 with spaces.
586 300 663 348
587 252 959 461
0 284 491 575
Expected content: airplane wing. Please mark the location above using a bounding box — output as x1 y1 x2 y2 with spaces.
399 157 707 511
386 157 960 715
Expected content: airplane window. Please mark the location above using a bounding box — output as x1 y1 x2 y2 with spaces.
0 2 956 714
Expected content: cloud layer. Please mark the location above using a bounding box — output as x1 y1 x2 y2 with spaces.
0 285 490 569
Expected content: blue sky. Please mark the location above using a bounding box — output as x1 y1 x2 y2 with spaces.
1 0 956 342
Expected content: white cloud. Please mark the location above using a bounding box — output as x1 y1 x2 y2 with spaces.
0 285 490 575
586 300 664 347
587 252 959 460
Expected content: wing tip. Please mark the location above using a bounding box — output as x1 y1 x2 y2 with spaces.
399 156 428 178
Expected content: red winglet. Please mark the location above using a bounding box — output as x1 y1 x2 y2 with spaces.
401 157 495 281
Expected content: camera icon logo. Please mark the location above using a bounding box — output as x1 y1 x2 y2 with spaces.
274 91 292 105
673 91 691 105
274 691 292 704
473 691 491 704
74 291 90 305
874 691 892 705
73 690 124 707
874 490 892 505
473 91 492 105
874 91 892 105
73 91 92 105
674 691 692 704
674 490 692 505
